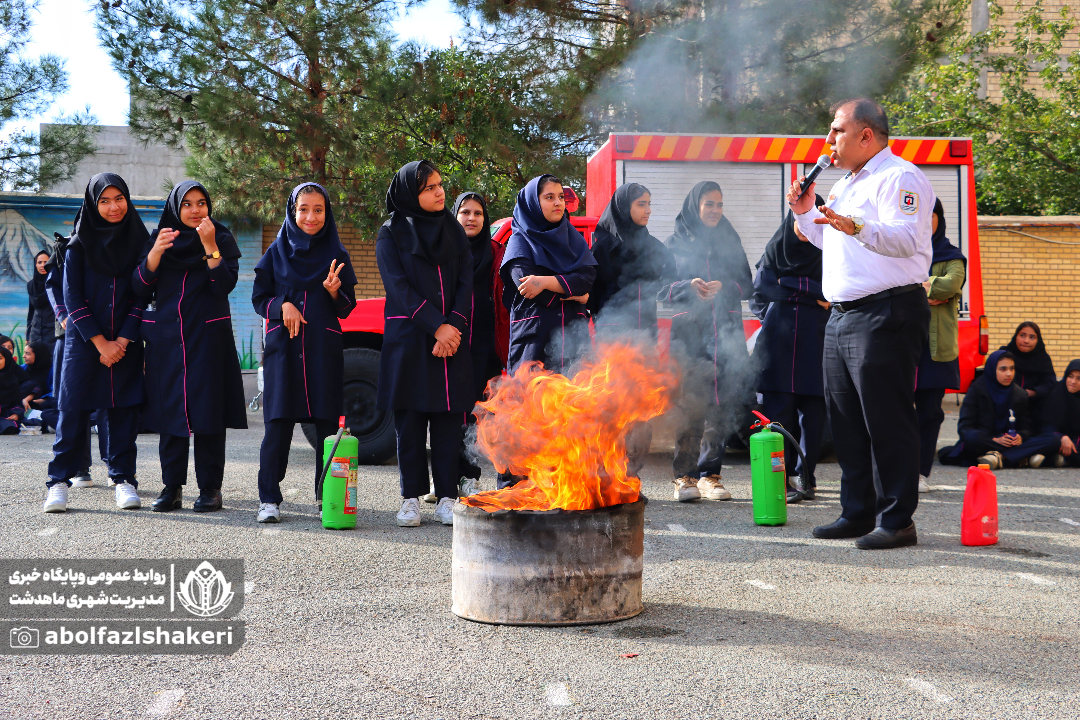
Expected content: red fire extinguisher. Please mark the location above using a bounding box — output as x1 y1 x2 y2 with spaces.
961 463 998 546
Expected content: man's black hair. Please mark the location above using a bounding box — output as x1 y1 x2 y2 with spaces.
831 98 889 141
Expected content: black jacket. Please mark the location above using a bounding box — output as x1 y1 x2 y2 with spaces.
958 376 1032 446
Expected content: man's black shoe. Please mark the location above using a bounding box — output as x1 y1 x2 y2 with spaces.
152 486 183 513
855 524 917 550
193 491 223 513
812 517 874 539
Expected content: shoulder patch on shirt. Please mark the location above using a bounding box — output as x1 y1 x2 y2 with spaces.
899 189 919 215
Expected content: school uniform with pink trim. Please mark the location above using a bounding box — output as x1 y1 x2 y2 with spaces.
252 183 357 505
133 181 248 495
376 162 474 501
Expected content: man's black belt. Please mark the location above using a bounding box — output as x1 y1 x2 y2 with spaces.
832 283 923 313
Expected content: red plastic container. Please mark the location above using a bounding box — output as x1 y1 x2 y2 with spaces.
961 464 999 546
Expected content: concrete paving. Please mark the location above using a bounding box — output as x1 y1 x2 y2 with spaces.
1 398 1078 720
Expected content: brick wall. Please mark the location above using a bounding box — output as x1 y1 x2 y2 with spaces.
260 222 383 299
978 217 1080 371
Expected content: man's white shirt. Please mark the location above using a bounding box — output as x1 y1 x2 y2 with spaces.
794 146 935 303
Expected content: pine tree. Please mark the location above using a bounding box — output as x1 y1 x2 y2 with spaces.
98 0 593 232
454 0 967 135
0 0 98 191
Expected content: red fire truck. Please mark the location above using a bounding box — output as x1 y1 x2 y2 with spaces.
321 133 989 462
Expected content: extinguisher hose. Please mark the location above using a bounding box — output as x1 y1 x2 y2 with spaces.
766 422 808 469
317 428 345 502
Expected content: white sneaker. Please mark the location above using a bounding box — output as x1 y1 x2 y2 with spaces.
459 477 479 497
114 483 140 509
257 503 280 523
43 484 68 513
1028 454 1045 469
918 476 931 493
397 498 421 527
698 474 732 501
673 476 701 502
435 497 456 525
70 473 94 488
1053 453 1066 468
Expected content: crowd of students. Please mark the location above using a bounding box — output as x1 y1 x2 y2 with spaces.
20 162 1080 520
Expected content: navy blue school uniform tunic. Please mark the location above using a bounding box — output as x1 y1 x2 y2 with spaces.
661 225 753 405
752 267 828 396
252 258 357 422
501 260 595 374
133 255 248 436
59 242 144 411
375 224 474 413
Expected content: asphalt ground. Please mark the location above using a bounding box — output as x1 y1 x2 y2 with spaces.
1 395 1079 720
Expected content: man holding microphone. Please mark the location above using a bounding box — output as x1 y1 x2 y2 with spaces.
786 98 933 549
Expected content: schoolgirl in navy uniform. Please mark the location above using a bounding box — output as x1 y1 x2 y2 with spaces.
42 173 147 513
135 181 248 513
252 183 357 523
661 181 753 503
499 175 596 375
452 191 501 497
376 161 474 527
751 198 829 503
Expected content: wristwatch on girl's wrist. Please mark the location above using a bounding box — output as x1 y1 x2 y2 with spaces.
203 250 221 260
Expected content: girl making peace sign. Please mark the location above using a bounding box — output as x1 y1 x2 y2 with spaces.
252 183 357 523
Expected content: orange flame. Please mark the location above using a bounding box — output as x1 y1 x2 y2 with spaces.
462 341 679 512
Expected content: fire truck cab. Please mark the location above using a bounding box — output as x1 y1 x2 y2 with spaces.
586 132 988 383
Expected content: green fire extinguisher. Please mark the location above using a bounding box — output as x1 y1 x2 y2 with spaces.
749 411 807 527
318 416 359 530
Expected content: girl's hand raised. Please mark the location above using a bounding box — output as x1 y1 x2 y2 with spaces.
146 228 179 272
323 260 343 299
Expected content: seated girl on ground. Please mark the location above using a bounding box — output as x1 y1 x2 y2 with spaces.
939 350 1060 469
1041 359 1080 468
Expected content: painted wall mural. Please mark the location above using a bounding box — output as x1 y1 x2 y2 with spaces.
0 193 262 368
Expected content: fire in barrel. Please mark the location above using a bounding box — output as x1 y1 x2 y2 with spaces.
452 342 678 626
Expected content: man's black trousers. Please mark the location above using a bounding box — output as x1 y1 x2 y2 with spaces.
824 289 930 530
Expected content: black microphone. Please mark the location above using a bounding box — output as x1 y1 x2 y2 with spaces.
797 154 832 200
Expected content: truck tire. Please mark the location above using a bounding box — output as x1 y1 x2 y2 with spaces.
301 348 396 464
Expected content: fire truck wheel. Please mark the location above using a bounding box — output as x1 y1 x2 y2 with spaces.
301 348 396 464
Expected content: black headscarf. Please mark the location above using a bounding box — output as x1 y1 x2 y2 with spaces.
502 174 596 274
266 183 356 291
983 349 1016 433
27 250 50 310
385 161 462 268
1003 322 1055 376
24 341 52 390
759 195 824 281
70 173 149 277
0 346 29 408
151 181 241 272
671 181 745 267
1043 359 1080 436
594 183 651 248
931 198 966 265
452 191 493 289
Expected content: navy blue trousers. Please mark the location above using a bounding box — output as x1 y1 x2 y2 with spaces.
47 406 137 487
673 403 728 479
160 432 227 492
257 418 336 504
760 391 826 487
395 409 463 500
915 388 947 478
